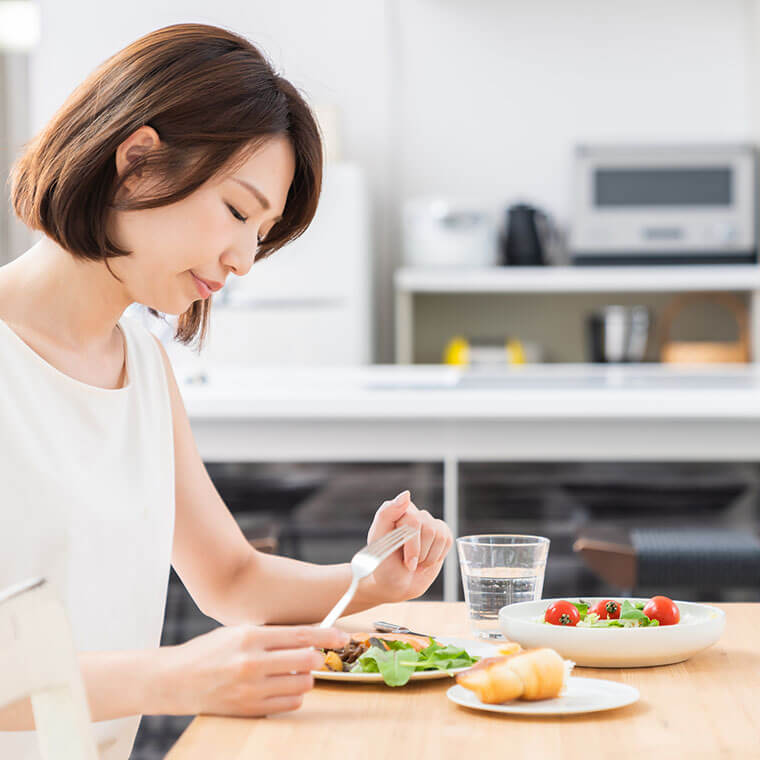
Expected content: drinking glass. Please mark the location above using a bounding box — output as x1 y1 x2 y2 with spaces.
457 534 550 639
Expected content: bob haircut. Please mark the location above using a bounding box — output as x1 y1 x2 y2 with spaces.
10 23 323 346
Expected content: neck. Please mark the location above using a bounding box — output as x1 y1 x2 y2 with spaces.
1 237 133 350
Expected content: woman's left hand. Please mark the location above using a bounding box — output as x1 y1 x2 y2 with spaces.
365 491 453 602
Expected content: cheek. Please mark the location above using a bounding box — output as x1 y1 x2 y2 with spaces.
116 194 229 273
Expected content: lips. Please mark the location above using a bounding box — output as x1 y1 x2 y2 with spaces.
190 271 223 299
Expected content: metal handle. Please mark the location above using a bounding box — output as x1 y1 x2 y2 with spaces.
319 575 359 628
373 620 431 637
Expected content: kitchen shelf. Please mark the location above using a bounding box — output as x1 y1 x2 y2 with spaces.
396 264 760 294
394 264 760 364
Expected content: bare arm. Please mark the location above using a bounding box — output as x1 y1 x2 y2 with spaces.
0 624 349 731
157 339 395 625
158 335 452 625
208 548 388 626
0 649 165 730
158 338 452 627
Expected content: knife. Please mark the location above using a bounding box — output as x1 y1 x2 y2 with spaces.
372 620 432 638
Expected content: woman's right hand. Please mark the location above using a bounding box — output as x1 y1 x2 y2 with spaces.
159 624 350 717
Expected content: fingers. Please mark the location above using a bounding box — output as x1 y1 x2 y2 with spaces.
261 695 305 714
403 513 453 570
398 509 422 571
261 647 325 676
368 491 411 540
417 511 437 565
367 491 452 573
421 519 453 568
257 625 349 652
396 507 450 572
264 673 315 698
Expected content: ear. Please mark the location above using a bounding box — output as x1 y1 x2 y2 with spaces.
115 125 161 192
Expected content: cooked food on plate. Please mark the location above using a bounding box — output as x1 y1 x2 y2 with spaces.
497 641 523 656
456 647 571 704
319 632 479 686
543 596 681 628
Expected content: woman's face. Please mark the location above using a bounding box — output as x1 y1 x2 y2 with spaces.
109 131 296 315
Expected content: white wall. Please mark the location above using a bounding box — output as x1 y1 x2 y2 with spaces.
28 0 755 360
397 0 752 218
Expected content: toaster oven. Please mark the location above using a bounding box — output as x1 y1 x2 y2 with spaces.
570 144 757 265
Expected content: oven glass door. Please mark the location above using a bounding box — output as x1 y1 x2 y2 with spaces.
594 167 733 208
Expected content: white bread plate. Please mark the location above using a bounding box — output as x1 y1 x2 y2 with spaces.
447 676 640 716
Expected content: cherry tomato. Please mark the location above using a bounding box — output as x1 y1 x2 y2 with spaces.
643 595 680 626
544 600 580 626
591 599 621 620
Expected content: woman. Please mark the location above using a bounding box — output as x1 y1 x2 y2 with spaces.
0 23 452 759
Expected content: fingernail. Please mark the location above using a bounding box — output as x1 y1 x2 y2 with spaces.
394 490 410 503
408 557 418 572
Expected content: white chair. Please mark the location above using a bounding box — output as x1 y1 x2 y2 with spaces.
0 577 98 760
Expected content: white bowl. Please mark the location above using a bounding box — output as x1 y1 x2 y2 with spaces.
498 598 725 667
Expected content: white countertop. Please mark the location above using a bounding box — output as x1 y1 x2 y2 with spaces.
178 364 760 420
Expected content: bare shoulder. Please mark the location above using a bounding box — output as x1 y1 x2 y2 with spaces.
150 335 180 389
151 333 171 365
149 336 201 467
149 335 192 427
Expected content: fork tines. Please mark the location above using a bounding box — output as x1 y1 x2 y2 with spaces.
367 524 419 558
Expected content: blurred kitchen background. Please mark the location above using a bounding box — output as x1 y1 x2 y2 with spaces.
4 1 760 756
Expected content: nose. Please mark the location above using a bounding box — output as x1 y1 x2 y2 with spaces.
220 246 254 277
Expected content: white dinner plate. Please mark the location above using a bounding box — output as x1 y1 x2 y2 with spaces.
313 636 498 682
447 677 640 716
498 598 725 667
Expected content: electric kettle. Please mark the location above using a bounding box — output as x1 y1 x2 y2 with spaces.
500 204 548 266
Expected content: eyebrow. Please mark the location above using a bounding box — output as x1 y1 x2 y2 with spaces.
233 178 283 222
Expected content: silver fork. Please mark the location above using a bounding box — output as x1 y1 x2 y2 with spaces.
319 525 419 628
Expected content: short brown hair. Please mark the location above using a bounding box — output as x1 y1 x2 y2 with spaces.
10 23 323 346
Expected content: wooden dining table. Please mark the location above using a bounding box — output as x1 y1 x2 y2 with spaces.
166 601 760 759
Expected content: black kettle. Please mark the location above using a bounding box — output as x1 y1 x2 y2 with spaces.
500 204 547 266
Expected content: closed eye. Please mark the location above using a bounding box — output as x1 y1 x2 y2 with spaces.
225 203 248 223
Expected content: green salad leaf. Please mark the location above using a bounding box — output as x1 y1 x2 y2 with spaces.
353 645 420 686
620 600 658 626
412 641 480 671
350 639 479 686
587 618 626 628
573 600 590 618
384 639 413 651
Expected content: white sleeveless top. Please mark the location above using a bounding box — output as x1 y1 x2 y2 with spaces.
0 315 175 760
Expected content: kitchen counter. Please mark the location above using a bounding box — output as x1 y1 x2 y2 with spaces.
179 364 760 600
179 363 760 420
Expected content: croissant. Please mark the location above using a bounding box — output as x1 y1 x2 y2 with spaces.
456 647 569 704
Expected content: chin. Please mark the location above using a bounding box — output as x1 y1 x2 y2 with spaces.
141 296 197 317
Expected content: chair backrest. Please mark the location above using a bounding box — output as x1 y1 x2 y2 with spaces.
0 578 98 760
